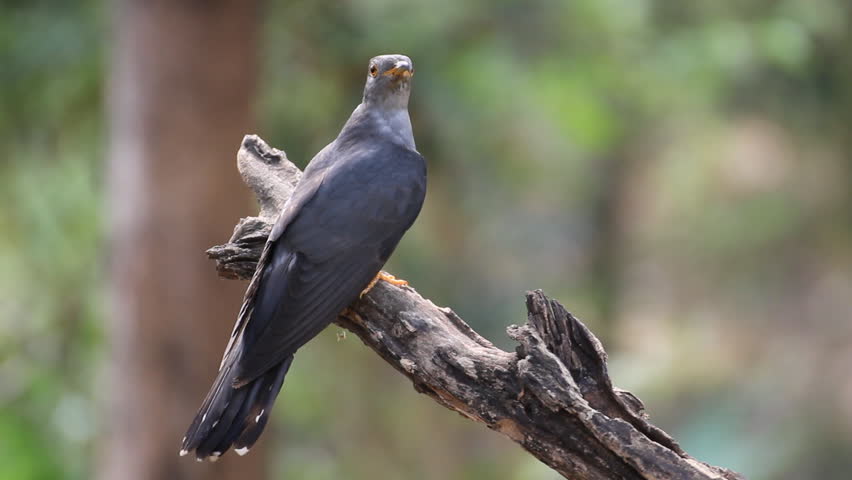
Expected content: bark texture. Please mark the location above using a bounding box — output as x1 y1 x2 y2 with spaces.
206 135 746 480
102 2 264 479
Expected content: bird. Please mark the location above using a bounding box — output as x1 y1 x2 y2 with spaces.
180 54 426 462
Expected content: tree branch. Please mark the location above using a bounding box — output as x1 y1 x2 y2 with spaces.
206 135 744 480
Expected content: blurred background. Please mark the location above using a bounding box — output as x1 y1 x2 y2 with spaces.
1 1 850 479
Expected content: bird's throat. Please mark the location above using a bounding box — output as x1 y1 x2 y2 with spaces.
341 103 416 151
374 107 415 150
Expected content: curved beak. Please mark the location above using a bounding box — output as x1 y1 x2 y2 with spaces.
383 60 413 79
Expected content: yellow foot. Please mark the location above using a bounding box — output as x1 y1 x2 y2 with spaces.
379 271 409 287
360 271 409 297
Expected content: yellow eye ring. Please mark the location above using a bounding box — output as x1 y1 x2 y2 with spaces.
369 64 378 77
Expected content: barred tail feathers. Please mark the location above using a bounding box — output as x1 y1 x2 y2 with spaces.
180 355 294 461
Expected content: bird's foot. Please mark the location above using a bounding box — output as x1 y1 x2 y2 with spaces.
360 271 408 297
360 277 380 298
378 271 409 287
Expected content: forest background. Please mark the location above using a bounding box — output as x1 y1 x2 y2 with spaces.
1 1 850 479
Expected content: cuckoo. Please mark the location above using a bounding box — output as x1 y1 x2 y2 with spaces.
180 54 426 462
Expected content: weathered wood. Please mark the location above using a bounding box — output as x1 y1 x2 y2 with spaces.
206 135 745 480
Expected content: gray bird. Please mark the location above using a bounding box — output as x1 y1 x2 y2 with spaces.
180 54 426 461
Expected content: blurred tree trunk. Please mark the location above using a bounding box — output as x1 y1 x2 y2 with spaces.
587 145 632 346
101 1 262 479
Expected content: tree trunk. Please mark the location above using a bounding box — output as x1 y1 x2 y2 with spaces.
101 1 261 479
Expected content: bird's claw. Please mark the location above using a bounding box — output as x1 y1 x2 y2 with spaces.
378 272 408 287
360 271 408 298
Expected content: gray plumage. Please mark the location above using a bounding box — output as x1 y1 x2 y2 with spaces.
181 54 426 461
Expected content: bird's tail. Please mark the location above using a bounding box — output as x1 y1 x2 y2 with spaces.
180 355 294 461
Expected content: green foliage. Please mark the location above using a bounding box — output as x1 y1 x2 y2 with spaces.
0 3 104 480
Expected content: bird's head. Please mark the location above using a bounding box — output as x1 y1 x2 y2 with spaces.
362 54 414 110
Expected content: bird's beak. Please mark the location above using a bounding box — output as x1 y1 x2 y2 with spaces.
383 61 413 79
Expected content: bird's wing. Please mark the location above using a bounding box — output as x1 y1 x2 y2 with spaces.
229 146 426 385
218 158 332 368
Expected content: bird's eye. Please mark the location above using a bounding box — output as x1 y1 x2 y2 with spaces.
369 64 378 77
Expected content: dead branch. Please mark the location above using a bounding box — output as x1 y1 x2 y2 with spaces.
205 135 745 480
